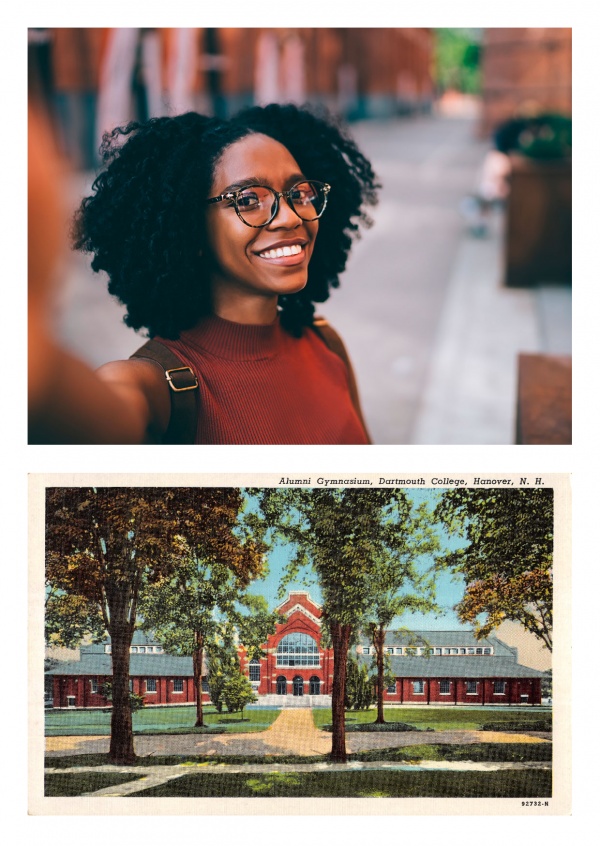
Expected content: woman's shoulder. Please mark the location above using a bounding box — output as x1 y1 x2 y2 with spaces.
97 356 172 442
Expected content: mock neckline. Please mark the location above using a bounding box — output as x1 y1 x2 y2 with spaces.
177 313 286 361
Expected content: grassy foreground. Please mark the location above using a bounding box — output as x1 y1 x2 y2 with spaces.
45 772 145 797
128 769 552 798
312 706 552 732
45 705 280 736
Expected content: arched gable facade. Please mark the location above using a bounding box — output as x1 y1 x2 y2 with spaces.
239 591 334 697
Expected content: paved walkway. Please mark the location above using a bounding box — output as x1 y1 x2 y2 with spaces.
45 708 550 758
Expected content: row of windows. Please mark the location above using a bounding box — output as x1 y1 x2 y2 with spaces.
385 680 508 695
363 646 493 656
104 645 164 654
89 678 185 694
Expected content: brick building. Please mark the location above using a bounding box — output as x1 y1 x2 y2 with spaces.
358 630 544 706
47 591 544 708
478 28 572 138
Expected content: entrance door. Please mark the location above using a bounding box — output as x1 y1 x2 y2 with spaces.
309 676 320 695
276 676 287 695
293 676 304 696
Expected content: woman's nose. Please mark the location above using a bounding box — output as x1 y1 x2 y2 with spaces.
268 194 301 228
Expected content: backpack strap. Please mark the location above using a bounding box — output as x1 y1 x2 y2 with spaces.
312 317 371 443
130 340 199 445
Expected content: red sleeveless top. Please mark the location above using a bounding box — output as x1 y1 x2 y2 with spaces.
156 314 369 445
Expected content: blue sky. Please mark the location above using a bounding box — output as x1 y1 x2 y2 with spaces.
248 489 473 631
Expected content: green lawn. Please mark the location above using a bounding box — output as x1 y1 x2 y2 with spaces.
45 705 280 736
128 769 552 798
312 707 551 732
45 771 144 797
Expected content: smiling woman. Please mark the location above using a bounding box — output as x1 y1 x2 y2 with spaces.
52 103 379 445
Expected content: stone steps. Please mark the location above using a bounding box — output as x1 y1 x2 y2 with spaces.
254 694 332 708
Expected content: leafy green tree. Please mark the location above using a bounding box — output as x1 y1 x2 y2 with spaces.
45 487 265 763
45 587 106 648
139 553 278 727
434 488 553 651
207 642 239 713
259 488 418 762
363 497 440 723
222 672 257 716
345 655 374 711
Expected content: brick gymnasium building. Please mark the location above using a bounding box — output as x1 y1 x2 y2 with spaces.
47 591 544 708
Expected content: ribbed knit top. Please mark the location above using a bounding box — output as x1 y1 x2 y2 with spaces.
156 314 369 444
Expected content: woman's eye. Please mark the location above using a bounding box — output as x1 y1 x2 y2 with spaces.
237 192 261 208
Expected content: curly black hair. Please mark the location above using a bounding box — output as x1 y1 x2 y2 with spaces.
73 103 379 338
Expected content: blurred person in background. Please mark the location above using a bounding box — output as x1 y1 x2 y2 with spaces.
35 104 378 444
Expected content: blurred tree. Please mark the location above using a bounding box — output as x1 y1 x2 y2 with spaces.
434 28 481 94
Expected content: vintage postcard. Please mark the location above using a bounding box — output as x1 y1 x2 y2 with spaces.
29 472 569 816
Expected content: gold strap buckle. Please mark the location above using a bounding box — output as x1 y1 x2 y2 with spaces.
165 366 198 392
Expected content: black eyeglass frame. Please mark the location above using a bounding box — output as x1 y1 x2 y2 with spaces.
206 180 331 228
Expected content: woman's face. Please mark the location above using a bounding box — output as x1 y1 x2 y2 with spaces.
205 133 319 315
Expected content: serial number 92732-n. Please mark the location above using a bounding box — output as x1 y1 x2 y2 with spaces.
522 801 549 807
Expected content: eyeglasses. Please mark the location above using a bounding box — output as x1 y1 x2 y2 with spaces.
207 180 331 228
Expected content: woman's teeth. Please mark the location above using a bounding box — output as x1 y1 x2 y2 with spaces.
259 244 303 259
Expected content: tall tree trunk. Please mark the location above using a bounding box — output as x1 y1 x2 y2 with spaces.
330 621 351 763
109 622 135 764
193 633 204 728
374 625 386 724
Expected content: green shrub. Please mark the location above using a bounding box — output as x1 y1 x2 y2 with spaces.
322 721 418 733
480 719 551 733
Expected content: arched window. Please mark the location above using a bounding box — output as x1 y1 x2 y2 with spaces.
293 676 304 696
249 659 260 682
276 676 287 695
276 633 319 667
309 676 320 695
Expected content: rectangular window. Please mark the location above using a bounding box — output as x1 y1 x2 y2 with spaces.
131 647 138 653
439 679 450 695
460 648 466 655
363 647 370 655
435 648 442 655
249 663 261 682
90 678 98 694
104 645 111 654
146 678 157 693
450 648 458 655
202 680 209 693
412 680 424 694
395 647 403 655
386 647 394 655
466 681 478 694
387 681 396 693
444 648 451 655
138 647 146 653
173 679 183 693
483 648 492 655
493 681 506 695
467 648 474 655
476 648 483 655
